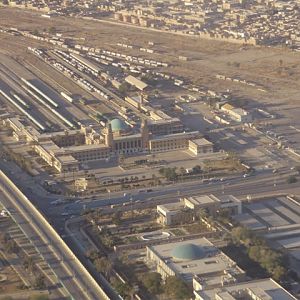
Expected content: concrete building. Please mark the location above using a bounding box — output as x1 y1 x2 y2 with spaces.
188 138 214 155
146 237 245 285
157 195 242 226
221 103 252 123
4 117 208 173
125 75 148 91
148 118 184 135
147 238 294 300
194 278 297 300
157 202 194 226
184 194 242 216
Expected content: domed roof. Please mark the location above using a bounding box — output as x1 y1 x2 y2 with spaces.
171 243 206 260
109 118 127 132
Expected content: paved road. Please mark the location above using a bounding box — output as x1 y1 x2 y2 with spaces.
0 170 111 300
1 156 299 230
62 167 299 214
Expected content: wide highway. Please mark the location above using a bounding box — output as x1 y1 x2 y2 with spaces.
61 167 300 214
0 170 113 300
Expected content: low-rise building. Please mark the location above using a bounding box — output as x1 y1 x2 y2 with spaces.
157 202 193 226
125 75 148 91
221 104 252 123
194 278 297 300
189 138 214 155
157 195 242 226
184 194 242 216
146 237 245 285
5 117 210 173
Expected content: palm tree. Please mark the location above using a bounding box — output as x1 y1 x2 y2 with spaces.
179 167 186 181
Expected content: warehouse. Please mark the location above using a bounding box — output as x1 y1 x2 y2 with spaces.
125 75 148 91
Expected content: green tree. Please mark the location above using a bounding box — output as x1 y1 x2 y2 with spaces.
34 275 46 289
23 256 35 273
112 211 122 225
197 207 208 220
164 167 177 181
287 175 297 184
231 226 252 245
158 167 166 176
192 165 202 174
94 257 112 277
142 272 162 294
111 277 133 298
179 167 186 181
272 265 286 281
118 83 130 95
86 249 101 261
164 276 191 299
5 240 19 254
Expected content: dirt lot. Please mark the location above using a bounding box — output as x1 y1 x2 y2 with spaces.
1 7 300 136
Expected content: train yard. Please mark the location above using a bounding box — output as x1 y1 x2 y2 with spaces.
0 56 88 132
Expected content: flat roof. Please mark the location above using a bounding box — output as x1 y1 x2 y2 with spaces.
157 202 184 214
40 129 81 139
114 133 142 141
185 194 220 207
57 155 78 164
148 117 181 125
247 203 290 227
190 138 213 146
39 141 61 152
197 278 297 300
125 75 148 91
150 131 199 142
64 144 109 152
278 236 300 249
148 237 242 283
234 213 267 231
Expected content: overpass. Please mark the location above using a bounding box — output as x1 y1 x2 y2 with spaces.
0 170 115 300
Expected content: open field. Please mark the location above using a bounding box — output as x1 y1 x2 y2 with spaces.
1 7 300 168
0 7 299 107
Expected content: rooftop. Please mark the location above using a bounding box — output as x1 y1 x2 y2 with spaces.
157 202 184 215
184 195 219 208
64 143 109 152
151 131 199 142
196 278 297 300
125 75 148 91
190 138 213 146
148 238 242 283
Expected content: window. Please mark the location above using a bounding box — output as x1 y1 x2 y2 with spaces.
204 260 217 264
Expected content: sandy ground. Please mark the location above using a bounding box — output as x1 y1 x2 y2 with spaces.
0 7 300 137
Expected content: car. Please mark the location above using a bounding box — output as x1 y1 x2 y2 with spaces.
243 173 250 178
